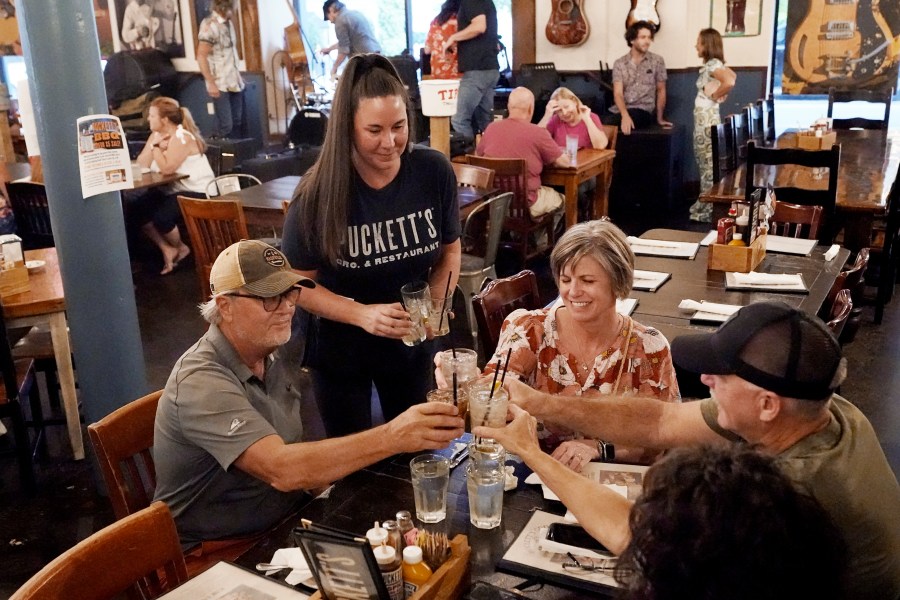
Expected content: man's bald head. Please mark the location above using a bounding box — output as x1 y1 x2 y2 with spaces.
507 87 535 121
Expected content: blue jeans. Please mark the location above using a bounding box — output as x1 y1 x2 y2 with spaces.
452 69 500 137
213 90 245 138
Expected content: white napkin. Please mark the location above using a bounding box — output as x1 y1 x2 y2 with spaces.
824 244 841 261
679 299 743 316
626 236 681 249
267 548 315 586
731 272 804 286
699 230 717 246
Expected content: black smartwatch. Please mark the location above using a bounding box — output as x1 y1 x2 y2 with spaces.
597 440 615 462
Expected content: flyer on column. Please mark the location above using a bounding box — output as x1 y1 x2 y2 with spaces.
76 114 133 198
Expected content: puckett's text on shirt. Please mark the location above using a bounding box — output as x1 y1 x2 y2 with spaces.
337 209 439 269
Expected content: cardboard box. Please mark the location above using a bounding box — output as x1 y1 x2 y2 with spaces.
0 264 29 298
708 233 767 273
796 130 837 150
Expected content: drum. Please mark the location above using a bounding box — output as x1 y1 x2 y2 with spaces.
289 107 330 147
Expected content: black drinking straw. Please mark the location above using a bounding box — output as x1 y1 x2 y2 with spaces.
488 360 501 399
437 271 453 336
452 372 458 406
499 348 513 389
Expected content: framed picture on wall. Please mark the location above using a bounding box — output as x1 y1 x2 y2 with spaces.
709 0 762 37
192 0 244 62
112 0 186 57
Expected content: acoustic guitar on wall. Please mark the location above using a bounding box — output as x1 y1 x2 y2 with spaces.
626 0 660 32
545 0 590 47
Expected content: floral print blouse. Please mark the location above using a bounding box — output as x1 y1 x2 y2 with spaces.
485 305 680 447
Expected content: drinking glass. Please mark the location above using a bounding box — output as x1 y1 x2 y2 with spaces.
426 388 455 404
438 349 479 384
400 281 429 346
466 461 505 529
429 292 453 337
409 454 450 523
565 135 578 166
469 387 509 431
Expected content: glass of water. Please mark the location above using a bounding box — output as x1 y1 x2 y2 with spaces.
466 460 504 529
400 281 429 346
409 454 450 523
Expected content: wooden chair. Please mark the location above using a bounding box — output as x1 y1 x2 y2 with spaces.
87 390 161 521
826 289 853 341
472 270 541 358
0 302 36 494
177 196 250 300
465 155 559 268
9 501 188 600
452 162 495 189
768 200 823 239
745 102 764 146
711 120 736 181
764 95 776 143
601 123 618 151
827 87 892 131
745 141 841 243
866 163 900 324
730 111 750 162
205 173 262 198
458 192 513 341
5 181 54 250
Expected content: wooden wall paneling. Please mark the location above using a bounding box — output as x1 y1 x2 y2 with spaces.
511 0 535 69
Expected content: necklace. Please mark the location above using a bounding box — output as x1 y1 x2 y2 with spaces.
572 314 625 375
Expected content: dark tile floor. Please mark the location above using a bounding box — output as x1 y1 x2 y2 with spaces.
1 202 898 598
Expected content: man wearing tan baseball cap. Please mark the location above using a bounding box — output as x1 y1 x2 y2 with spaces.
153 240 464 559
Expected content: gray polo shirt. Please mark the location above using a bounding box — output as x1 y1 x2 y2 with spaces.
334 9 381 56
153 324 307 549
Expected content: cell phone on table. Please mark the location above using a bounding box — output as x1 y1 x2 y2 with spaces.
545 523 609 553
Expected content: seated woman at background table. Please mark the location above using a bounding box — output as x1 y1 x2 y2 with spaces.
132 96 215 274
439 220 679 469
538 87 608 150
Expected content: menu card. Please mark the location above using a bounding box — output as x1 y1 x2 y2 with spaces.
157 561 310 599
765 235 817 256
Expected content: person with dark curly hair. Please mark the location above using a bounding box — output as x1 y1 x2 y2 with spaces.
477 302 900 600
615 445 846 599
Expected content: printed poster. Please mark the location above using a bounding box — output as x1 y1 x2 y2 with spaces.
76 114 132 199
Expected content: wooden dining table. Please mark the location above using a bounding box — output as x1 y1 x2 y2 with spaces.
699 129 900 250
541 147 616 228
129 170 189 191
3 248 83 459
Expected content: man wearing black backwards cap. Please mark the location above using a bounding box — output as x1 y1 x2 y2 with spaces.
154 241 463 559
476 302 900 600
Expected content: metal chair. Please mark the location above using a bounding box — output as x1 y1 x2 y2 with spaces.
745 141 841 243
711 120 736 181
452 162 495 189
768 200 823 239
827 87 893 131
457 192 513 341
5 181 53 249
88 390 162 521
205 173 262 198
472 270 541 358
9 501 188 600
465 155 559 268
177 196 250 300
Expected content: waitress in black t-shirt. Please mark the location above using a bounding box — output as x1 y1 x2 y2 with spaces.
282 54 461 437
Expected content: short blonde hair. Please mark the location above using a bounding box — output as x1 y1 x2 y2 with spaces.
550 219 634 299
549 87 585 113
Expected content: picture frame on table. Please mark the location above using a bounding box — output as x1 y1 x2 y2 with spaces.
192 0 244 62
709 0 762 37
111 0 186 58
293 525 390 600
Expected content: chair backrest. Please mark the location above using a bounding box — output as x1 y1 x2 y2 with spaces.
461 192 512 268
601 124 618 151
746 102 764 145
5 181 54 249
9 502 188 600
177 195 250 300
826 288 852 339
821 247 869 319
517 63 560 123
827 87 892 130
768 199 823 239
730 112 749 162
745 141 841 243
452 162 495 189
711 120 736 181
206 173 262 198
465 155 530 222
764 95 776 143
87 390 162 521
472 270 541 358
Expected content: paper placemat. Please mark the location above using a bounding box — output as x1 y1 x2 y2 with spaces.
726 272 808 293
627 236 700 259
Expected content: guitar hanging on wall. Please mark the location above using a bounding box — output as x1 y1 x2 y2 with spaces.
545 0 590 47
626 0 660 32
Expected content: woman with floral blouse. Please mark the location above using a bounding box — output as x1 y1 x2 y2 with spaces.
485 220 679 470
